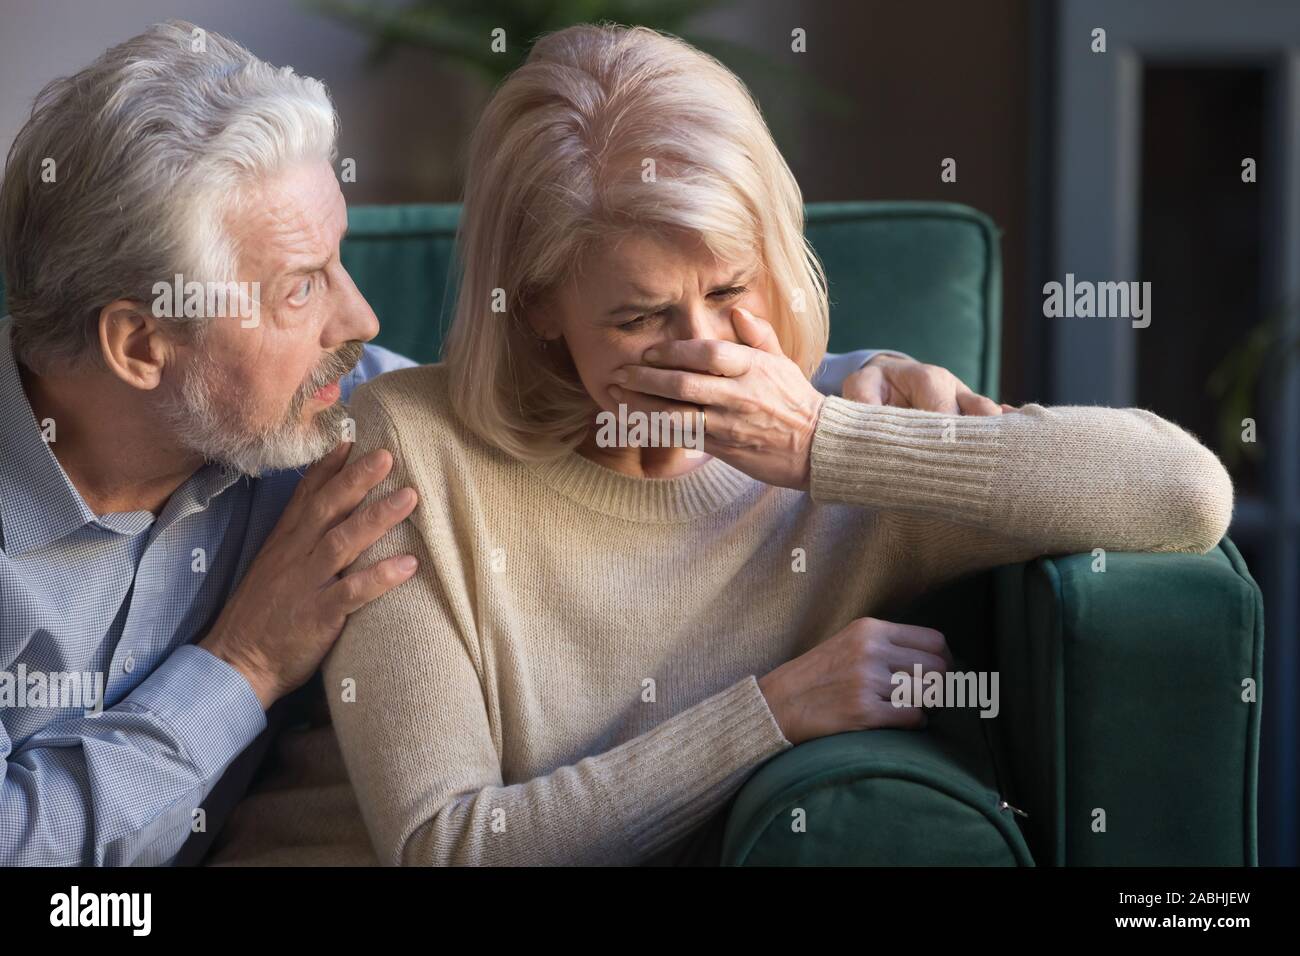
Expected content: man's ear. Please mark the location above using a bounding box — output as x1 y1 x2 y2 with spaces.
98 299 169 390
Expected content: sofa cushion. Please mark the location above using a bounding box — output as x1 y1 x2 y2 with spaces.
808 202 1000 395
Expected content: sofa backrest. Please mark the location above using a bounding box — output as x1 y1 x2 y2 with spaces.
341 200 1001 396
0 200 1001 396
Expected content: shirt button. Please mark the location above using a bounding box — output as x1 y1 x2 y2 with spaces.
123 655 135 674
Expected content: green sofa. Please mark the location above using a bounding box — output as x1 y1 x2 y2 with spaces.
0 200 1261 866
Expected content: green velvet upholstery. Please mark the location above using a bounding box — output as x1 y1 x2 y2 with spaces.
0 201 1260 866
719 539 1262 866
722 707 1035 866
989 538 1262 866
340 204 462 369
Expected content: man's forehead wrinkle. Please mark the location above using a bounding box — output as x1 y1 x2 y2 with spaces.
253 197 332 274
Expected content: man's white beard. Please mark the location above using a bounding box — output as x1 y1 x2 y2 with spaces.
160 346 357 477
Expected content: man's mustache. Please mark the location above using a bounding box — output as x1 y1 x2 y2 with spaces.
301 340 365 398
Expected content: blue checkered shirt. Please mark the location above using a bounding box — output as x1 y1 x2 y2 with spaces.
0 316 413 865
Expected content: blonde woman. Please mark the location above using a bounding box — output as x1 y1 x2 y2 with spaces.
319 25 1232 866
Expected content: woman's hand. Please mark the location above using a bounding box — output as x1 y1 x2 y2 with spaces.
757 617 955 745
611 307 825 490
612 307 1015 490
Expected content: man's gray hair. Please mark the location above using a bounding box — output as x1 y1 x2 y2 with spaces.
0 20 338 371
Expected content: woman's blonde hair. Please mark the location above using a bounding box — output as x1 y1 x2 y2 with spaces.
444 23 830 462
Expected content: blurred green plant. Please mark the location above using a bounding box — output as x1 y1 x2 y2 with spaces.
1208 304 1300 470
303 0 853 115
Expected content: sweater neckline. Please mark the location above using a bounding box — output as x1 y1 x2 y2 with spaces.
526 449 757 523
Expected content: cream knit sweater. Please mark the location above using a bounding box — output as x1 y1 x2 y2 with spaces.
208 363 1232 866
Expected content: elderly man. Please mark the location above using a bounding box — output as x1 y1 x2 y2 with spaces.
0 21 999 865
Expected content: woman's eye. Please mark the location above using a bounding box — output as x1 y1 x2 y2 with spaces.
711 285 748 301
620 309 666 331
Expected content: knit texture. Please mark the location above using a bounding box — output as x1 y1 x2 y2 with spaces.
209 366 1233 866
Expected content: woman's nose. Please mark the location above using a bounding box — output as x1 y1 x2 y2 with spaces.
675 301 737 342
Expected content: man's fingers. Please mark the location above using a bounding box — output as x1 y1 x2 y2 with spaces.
640 339 754 378
877 365 958 414
284 441 353 520
315 484 418 574
911 378 959 414
308 440 354 483
844 365 887 405
731 307 785 356
326 553 420 616
302 448 394 533
956 386 1003 416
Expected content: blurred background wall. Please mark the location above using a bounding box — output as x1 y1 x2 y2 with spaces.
0 0 1032 398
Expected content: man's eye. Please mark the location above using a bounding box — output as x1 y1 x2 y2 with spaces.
288 275 314 305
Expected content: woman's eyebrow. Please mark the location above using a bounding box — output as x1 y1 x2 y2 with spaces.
607 281 670 316
606 267 755 315
607 300 668 316
713 267 754 288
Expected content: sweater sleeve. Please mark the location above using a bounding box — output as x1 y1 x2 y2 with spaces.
323 383 791 866
809 397 1235 587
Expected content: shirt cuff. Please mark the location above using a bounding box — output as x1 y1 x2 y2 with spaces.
126 644 268 779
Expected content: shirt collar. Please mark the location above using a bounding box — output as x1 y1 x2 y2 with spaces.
0 317 242 556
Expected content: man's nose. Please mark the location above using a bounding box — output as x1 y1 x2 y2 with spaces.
324 263 380 347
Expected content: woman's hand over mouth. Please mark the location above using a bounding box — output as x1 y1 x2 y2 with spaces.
610 307 1012 490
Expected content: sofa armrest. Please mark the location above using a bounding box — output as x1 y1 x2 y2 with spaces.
718 721 1034 866
991 538 1263 866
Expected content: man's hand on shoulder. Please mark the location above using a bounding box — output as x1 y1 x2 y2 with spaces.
199 440 420 709
843 353 1013 415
